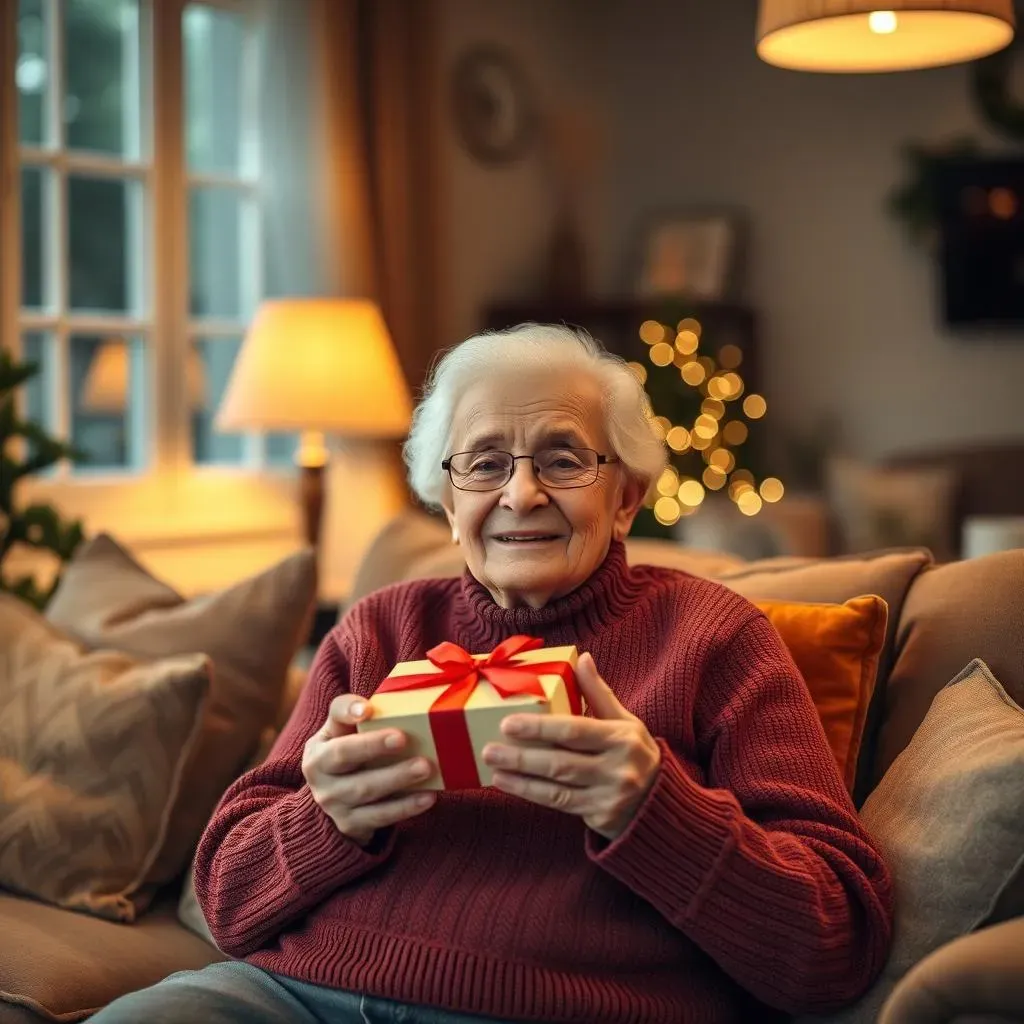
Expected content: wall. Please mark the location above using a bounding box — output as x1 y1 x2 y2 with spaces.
437 0 1024 458
598 0 1024 457
435 0 612 346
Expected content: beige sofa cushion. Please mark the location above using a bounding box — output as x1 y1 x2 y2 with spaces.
0 891 224 1022
0 595 210 922
872 548 1024 788
44 534 317 886
798 659 1024 1024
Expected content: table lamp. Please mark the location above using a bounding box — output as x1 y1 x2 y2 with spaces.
756 0 1014 73
215 298 413 553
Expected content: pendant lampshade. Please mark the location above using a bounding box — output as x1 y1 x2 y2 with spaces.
756 1 1015 73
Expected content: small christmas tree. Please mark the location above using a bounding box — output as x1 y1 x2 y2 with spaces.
629 315 784 537
0 348 86 609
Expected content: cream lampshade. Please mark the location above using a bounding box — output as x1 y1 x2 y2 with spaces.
215 298 413 551
756 1 1015 73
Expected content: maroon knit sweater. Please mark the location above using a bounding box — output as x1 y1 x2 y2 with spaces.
194 542 893 1024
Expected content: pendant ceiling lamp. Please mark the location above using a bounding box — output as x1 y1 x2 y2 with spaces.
756 1 1015 73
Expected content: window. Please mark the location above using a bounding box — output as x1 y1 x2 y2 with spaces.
2 0 300 539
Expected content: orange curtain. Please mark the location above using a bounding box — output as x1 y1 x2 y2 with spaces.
311 0 443 394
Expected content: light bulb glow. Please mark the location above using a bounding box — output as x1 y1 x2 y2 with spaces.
868 10 898 34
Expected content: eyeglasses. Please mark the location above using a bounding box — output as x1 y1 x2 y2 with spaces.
442 447 618 492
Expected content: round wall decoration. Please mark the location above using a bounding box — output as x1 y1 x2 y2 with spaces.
451 45 535 166
973 33 1024 142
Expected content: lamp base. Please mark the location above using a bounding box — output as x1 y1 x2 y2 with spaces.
300 463 326 551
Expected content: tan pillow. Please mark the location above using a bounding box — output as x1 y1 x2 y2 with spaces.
44 533 317 886
873 548 1024 790
797 660 1024 1024
825 457 959 561
0 595 210 922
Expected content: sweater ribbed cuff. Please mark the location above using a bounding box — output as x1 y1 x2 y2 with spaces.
586 739 739 926
277 786 395 898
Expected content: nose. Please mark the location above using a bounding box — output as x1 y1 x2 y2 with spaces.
499 457 550 513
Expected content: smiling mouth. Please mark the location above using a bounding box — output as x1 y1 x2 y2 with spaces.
491 534 563 543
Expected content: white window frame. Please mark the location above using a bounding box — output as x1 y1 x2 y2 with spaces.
0 0 297 548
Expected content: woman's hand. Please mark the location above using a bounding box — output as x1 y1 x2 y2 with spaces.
482 653 661 840
302 694 437 846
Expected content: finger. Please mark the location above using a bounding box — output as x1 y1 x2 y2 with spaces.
574 652 630 721
500 712 623 752
482 742 600 786
491 770 586 815
327 755 435 807
322 694 374 738
318 729 410 774
344 790 438 834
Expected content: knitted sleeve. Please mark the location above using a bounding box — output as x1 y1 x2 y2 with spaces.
586 611 894 1015
193 631 396 958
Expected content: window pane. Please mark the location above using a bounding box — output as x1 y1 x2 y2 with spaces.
64 0 142 158
184 4 245 175
191 338 244 465
189 187 244 318
21 332 51 431
265 433 299 466
17 0 49 146
70 334 146 470
69 175 143 313
20 166 45 309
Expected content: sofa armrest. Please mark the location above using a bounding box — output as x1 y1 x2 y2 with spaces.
879 917 1024 1024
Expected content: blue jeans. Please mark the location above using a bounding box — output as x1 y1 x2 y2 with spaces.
88 961 514 1023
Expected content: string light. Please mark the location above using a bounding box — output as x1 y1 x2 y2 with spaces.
639 319 783 519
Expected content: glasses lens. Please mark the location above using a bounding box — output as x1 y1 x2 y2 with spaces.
535 448 598 487
448 451 512 490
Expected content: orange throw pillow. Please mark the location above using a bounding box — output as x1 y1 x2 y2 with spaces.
756 595 888 792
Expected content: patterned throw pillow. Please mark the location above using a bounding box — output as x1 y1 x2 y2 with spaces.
44 533 317 886
0 595 210 921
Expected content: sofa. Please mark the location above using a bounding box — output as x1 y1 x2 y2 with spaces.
1 512 1023 1024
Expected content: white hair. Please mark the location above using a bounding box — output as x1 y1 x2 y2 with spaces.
403 322 669 509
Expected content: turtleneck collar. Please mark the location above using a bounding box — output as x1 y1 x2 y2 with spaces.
451 540 645 649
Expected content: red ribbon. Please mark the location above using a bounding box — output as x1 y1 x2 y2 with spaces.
375 635 581 788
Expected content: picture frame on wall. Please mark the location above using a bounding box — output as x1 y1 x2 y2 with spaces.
633 209 744 302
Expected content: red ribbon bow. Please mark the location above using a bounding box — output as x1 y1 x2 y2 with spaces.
375 635 580 789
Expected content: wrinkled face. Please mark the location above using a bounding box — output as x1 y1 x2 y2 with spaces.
441 370 644 610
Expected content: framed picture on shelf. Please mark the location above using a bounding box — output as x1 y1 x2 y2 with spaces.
633 209 744 302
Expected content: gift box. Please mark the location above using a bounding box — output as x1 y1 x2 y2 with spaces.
357 635 581 790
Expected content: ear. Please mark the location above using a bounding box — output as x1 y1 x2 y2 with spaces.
441 500 459 545
612 471 647 542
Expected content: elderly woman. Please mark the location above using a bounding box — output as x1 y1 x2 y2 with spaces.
93 324 893 1024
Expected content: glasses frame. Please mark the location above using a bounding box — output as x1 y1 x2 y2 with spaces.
441 447 618 492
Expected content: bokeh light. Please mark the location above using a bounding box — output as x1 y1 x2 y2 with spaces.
677 479 705 507
680 361 706 386
649 342 674 367
656 466 680 496
639 320 665 345
760 477 785 503
717 344 743 370
722 420 748 446
654 496 681 526
666 425 690 451
743 394 767 419
737 490 763 516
